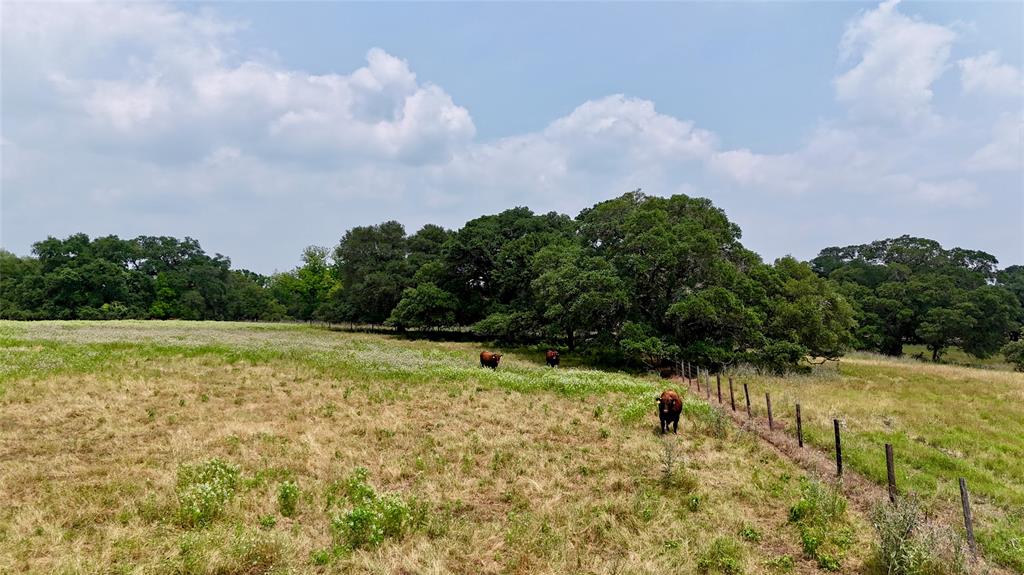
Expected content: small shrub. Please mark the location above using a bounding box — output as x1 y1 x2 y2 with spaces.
765 554 795 573
697 536 745 574
258 514 276 529
228 529 285 573
329 467 422 550
278 481 299 517
311 547 333 565
872 494 968 575
739 525 762 542
1002 340 1024 372
788 479 852 571
176 458 240 527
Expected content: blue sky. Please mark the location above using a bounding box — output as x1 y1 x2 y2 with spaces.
2 1 1022 273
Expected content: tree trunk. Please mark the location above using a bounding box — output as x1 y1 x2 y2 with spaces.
567 328 576 352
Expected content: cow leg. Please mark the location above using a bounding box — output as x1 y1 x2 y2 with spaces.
673 419 678 434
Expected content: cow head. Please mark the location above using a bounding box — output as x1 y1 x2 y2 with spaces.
657 392 678 415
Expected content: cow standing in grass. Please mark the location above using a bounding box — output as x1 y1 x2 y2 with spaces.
545 350 560 368
657 390 682 434
480 351 502 369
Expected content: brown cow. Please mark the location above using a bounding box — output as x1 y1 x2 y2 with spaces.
657 390 682 434
545 349 560 368
480 351 502 369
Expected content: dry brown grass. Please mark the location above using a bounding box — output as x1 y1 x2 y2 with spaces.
0 322 875 574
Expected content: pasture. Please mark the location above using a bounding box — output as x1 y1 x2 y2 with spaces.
0 321 1014 573
0 321 873 574
731 355 1024 570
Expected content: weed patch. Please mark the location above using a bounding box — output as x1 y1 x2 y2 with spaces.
277 481 299 518
328 467 423 550
176 459 240 527
871 494 968 575
697 536 745 574
788 478 853 571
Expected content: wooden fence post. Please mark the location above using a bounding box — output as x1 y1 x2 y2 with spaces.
885 444 897 503
696 368 701 393
833 419 843 476
705 372 711 400
766 393 773 430
959 478 977 559
716 374 722 404
796 403 803 447
743 383 752 419
729 378 736 412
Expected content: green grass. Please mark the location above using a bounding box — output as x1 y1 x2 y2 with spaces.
733 356 1024 571
0 320 872 573
898 345 1016 371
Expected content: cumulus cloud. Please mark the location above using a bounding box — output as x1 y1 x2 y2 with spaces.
958 52 1024 98
966 113 1023 172
4 3 473 167
835 0 955 127
1 1 1021 271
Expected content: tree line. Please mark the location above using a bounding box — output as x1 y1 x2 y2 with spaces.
2 191 1021 372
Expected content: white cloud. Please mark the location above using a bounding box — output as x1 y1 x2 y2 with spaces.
84 77 172 131
967 113 1023 172
958 52 1024 98
835 0 955 127
4 3 474 167
1 1 1021 271
912 179 981 206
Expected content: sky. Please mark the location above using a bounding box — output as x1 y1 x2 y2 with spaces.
1 1 1022 274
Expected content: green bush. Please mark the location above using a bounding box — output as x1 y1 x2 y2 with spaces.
788 479 852 571
329 467 422 550
752 341 812 375
871 494 968 575
176 458 240 527
277 480 299 517
258 514 276 529
1002 340 1024 372
697 536 745 574
739 525 762 543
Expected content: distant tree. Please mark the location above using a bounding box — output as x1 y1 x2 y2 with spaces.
618 321 680 370
958 286 1021 358
812 236 1015 359
387 283 459 330
666 286 761 367
916 307 974 362
441 208 575 323
529 243 627 350
1002 340 1024 372
332 221 411 324
227 271 285 321
760 257 855 361
407 224 452 270
0 249 45 319
471 310 542 341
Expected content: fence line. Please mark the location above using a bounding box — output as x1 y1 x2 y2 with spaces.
679 365 988 565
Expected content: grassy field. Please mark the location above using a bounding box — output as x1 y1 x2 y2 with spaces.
0 321 877 574
899 345 1017 372
732 355 1024 570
